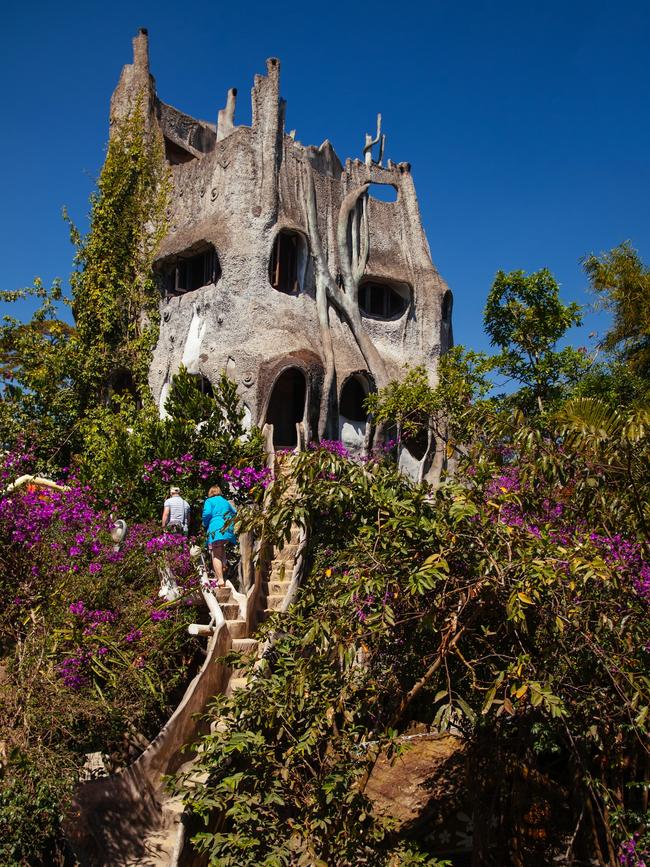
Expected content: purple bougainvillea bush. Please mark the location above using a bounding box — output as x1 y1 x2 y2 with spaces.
0 461 204 805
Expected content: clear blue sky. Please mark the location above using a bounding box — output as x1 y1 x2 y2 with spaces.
3 0 649 355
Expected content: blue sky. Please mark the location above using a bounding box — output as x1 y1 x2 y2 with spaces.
2 0 649 355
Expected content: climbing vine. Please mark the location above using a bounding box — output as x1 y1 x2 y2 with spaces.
67 94 170 406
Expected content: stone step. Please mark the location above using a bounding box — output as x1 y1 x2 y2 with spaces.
270 565 293 579
228 676 248 695
221 601 240 619
210 717 228 734
216 587 232 603
270 568 289 583
266 594 285 611
268 580 291 596
273 546 298 561
227 619 246 639
232 637 259 656
172 761 208 792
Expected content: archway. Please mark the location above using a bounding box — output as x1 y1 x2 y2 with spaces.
338 373 371 451
265 367 307 448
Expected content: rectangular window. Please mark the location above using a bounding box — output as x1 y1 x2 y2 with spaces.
162 248 220 297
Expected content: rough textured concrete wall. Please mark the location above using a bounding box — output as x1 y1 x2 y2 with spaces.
112 30 453 475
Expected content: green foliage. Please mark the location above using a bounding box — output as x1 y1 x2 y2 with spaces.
366 348 493 456
181 398 649 862
78 366 264 520
67 95 169 405
484 268 587 412
571 357 650 409
0 279 77 464
583 240 650 379
0 751 72 866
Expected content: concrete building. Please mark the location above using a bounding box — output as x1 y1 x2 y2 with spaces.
111 29 453 479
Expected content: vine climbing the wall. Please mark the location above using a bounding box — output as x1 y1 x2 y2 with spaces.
67 94 170 407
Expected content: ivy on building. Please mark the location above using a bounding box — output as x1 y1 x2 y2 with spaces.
67 95 170 407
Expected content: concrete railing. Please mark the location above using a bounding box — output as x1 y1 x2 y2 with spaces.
65 617 233 865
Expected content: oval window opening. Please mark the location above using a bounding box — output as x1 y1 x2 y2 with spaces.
359 280 410 320
159 243 221 298
368 183 398 203
197 376 214 398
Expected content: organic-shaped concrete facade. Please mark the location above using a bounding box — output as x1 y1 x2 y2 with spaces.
111 29 453 478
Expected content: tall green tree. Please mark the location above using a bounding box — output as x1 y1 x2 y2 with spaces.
484 268 586 412
583 241 650 380
0 279 76 462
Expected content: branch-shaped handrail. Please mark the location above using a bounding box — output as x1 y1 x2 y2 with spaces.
188 546 225 634
2 474 69 495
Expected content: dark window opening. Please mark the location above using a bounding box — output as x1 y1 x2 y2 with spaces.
442 290 452 322
162 246 221 297
269 231 303 294
164 136 196 166
197 376 214 398
108 368 141 409
340 376 369 422
359 281 409 320
402 425 430 461
265 367 307 448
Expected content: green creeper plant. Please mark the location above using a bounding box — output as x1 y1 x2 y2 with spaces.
67 95 170 407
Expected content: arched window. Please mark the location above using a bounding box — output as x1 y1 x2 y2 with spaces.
359 280 410 320
402 425 430 461
340 375 369 422
269 230 307 294
161 244 221 297
265 367 307 448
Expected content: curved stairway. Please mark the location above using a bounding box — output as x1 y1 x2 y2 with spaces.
121 526 302 866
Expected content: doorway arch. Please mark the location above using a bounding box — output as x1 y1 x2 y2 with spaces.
265 367 307 448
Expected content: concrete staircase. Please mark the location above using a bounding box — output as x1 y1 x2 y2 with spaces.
127 527 302 866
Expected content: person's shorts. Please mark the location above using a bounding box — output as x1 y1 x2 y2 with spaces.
209 540 228 558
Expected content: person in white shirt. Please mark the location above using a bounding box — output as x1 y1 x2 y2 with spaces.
162 486 190 535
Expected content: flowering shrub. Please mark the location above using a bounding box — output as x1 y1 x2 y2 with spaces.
309 439 350 459
220 464 272 496
0 473 206 861
143 454 216 483
620 833 650 867
184 400 650 866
